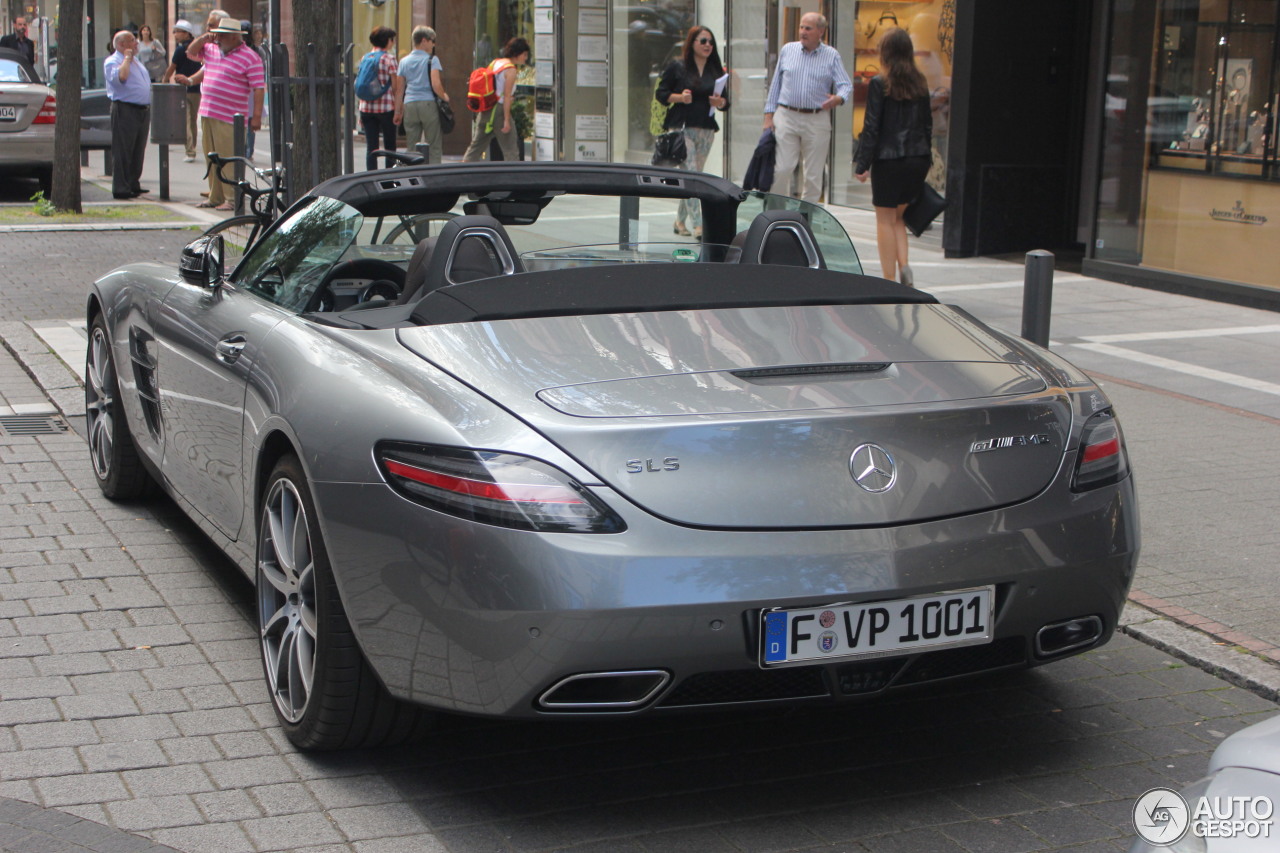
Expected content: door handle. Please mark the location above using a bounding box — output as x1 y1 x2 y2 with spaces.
215 334 247 363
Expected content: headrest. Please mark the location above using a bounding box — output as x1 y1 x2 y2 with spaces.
422 215 523 290
396 236 439 304
736 210 826 269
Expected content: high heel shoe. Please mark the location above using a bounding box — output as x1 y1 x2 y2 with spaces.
898 265 914 287
673 222 691 237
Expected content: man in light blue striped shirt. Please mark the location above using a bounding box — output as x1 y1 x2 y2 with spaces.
763 13 853 203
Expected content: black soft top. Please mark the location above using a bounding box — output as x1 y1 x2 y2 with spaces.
321 263 936 330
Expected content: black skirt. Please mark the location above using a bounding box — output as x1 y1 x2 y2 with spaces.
870 155 931 207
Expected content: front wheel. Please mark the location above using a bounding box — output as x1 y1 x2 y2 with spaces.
256 454 431 750
84 316 153 499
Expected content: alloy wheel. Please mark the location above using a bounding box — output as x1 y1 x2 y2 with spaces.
85 325 117 481
258 478 319 723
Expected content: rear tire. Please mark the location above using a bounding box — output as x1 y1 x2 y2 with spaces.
84 316 153 499
256 454 431 750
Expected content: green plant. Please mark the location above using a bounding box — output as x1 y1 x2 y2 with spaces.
511 95 534 141
30 191 56 216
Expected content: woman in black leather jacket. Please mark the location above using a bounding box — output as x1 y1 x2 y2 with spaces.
656 27 730 238
855 27 932 286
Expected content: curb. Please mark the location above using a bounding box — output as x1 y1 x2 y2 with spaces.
1121 603 1280 701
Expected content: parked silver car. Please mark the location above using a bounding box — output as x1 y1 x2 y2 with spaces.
0 46 54 192
1130 713 1280 851
86 162 1140 750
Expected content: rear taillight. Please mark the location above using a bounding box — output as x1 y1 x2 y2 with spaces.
1071 410 1130 491
33 94 55 124
376 442 625 533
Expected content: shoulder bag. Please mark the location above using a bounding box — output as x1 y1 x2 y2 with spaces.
651 62 688 166
429 52 456 134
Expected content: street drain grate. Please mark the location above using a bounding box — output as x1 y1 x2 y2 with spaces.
0 414 69 436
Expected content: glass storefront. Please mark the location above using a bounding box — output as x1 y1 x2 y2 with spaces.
831 0 952 207
1094 0 1280 294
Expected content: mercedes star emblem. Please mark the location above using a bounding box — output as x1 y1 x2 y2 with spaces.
849 443 897 493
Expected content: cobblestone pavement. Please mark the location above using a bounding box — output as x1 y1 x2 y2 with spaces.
1 195 1279 852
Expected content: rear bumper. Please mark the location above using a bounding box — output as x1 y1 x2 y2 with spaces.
0 128 55 168
314 474 1139 718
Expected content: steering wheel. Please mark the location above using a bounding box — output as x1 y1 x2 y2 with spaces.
311 259 406 313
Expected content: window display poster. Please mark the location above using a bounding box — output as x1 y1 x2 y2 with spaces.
578 35 607 61
575 141 607 161
575 114 608 140
534 7 555 34
535 34 554 61
536 138 556 162
535 111 555 138
577 61 608 87
578 9 607 35
535 59 554 87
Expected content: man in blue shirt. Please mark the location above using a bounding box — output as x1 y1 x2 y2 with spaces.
394 26 450 164
104 30 152 199
763 13 853 203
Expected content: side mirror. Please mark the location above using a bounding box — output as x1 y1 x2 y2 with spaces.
179 235 225 287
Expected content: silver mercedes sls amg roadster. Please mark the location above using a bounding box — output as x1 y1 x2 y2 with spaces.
85 162 1139 750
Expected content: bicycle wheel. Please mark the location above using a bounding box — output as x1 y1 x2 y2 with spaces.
201 215 261 271
381 212 459 245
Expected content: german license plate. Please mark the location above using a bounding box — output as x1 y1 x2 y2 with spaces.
0 106 16 121
760 586 994 667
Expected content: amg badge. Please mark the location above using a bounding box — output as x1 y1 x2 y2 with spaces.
970 434 1051 453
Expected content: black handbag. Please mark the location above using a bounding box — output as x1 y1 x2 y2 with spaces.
652 129 688 166
429 52 455 134
436 100 456 134
904 183 948 237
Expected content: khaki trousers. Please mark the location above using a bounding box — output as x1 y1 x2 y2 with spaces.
184 91 200 158
201 117 236 205
772 107 832 203
402 99 443 164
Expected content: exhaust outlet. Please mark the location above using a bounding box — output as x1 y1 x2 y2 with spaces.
1035 615 1103 657
538 670 670 710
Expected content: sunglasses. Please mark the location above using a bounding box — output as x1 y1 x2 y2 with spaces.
697 37 714 45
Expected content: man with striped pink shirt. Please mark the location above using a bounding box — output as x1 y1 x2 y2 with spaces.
179 15 264 209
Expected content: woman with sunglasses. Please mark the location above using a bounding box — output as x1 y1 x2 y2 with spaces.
656 26 730 238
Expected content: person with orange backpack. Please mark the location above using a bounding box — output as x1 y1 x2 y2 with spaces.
462 37 530 162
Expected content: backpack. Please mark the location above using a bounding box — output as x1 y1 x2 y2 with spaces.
466 57 514 112
355 50 390 102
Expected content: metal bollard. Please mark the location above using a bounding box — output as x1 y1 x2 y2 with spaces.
233 113 246 215
415 141 430 162
1021 250 1055 347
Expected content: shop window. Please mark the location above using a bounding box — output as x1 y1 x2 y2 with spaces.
1152 0 1278 178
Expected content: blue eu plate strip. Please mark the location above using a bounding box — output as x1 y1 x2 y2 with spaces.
763 611 787 663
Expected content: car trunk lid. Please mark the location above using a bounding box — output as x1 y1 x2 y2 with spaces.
0 84 50 132
398 304 1071 528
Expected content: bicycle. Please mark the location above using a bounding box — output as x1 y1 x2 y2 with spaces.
199 154 288 268
369 147 459 245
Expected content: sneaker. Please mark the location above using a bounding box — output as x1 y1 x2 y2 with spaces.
183 155 196 163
